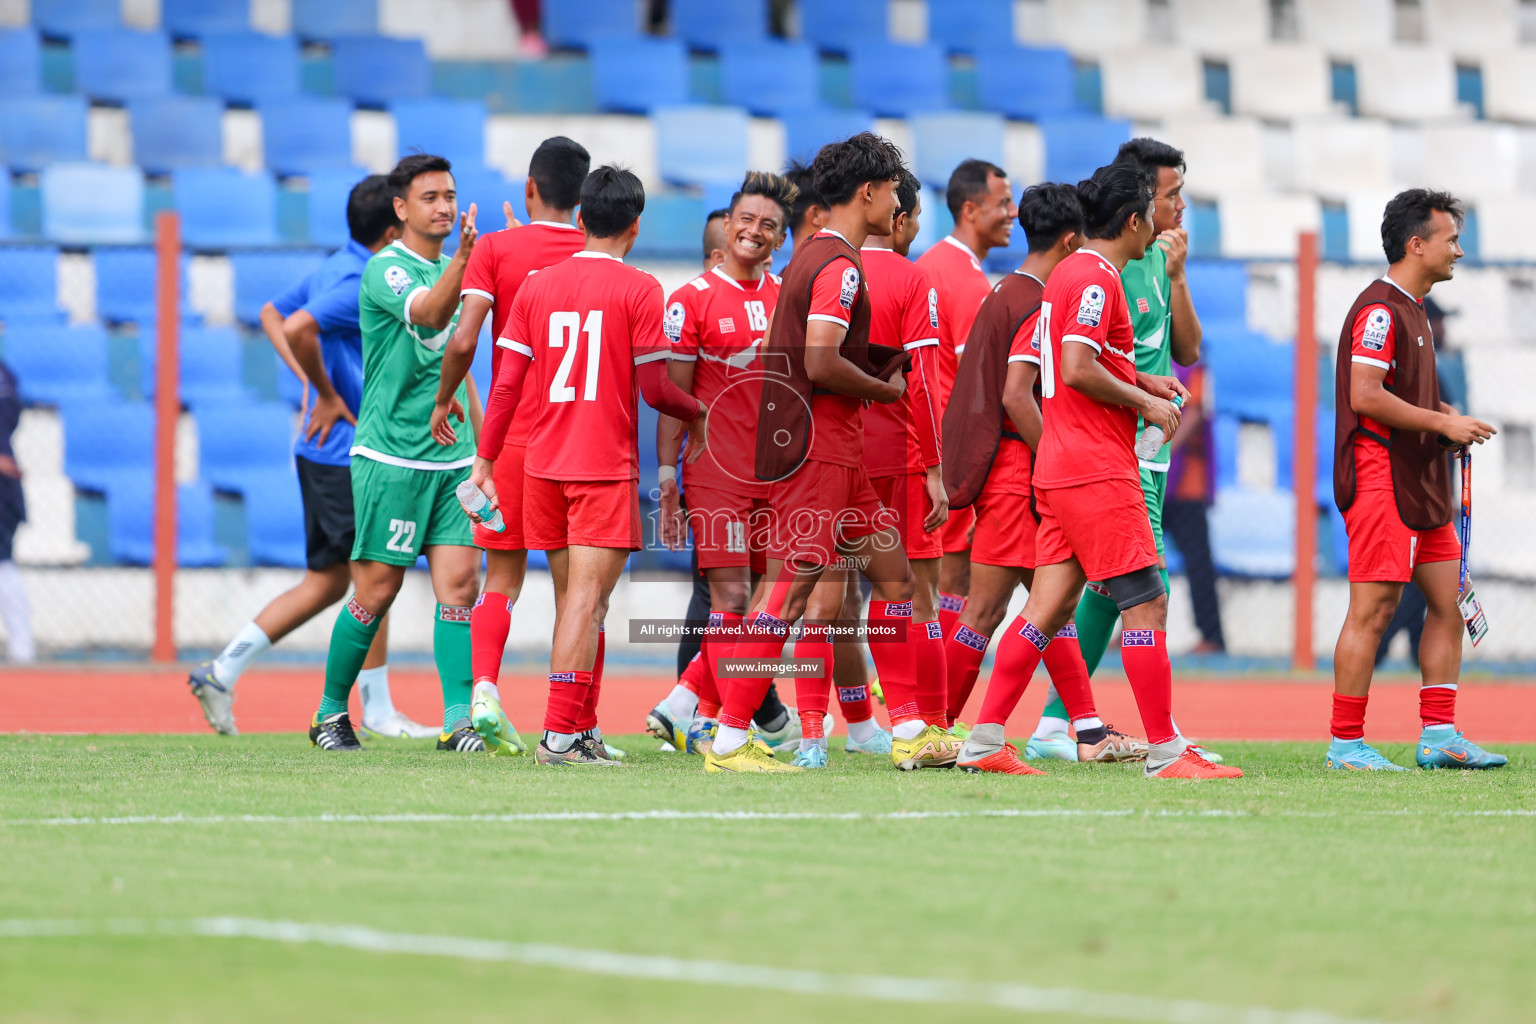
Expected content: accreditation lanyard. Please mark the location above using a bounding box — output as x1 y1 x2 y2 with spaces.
1456 449 1488 645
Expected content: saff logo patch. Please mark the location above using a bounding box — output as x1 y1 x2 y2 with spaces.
839 266 860 309
1077 284 1105 326
927 287 940 329
1362 307 1391 352
383 265 412 297
663 301 686 343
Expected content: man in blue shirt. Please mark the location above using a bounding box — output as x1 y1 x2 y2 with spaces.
189 176 435 739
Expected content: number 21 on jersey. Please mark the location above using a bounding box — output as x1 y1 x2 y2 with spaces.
549 310 603 403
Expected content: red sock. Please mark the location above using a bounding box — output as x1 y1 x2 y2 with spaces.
470 592 512 683
697 610 739 719
868 600 918 726
944 623 990 723
1420 684 1456 729
1040 623 1097 722
794 623 832 739
938 592 965 647
717 610 790 730
832 637 873 723
1119 629 1175 745
915 620 948 728
1331 693 1368 740
977 616 1049 725
576 626 604 732
679 652 704 696
543 670 591 734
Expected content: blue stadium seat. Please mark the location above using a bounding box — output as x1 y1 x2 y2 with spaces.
632 192 705 260
0 174 9 241
442 165 518 256
73 29 173 102
671 0 767 50
392 98 486 166
129 97 223 174
909 112 1005 189
544 0 640 49
40 162 143 244
242 469 306 566
1185 260 1247 326
655 105 749 186
801 0 886 53
928 0 1012 53
107 477 228 567
174 167 279 248
273 351 305 408
230 249 328 324
974 45 1080 120
64 401 155 494
261 99 355 176
201 32 301 105
94 247 190 323
590 38 689 113
6 324 113 406
292 0 378 40
1038 115 1132 185
1210 487 1294 577
0 29 42 94
32 0 118 35
162 0 249 37
333 35 430 105
718 41 818 116
849 43 949 117
637 397 660 496
1214 412 1239 491
0 96 88 172
307 168 370 249
140 326 253 408
197 402 296 494
0 246 62 322
1208 329 1294 424
781 107 874 162
1273 408 1335 504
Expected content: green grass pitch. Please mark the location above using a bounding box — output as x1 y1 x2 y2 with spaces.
1 734 1533 1023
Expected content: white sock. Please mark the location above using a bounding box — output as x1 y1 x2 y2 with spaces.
1033 715 1070 738
0 561 35 663
712 724 750 755
544 730 579 752
667 684 699 721
1072 715 1103 733
357 665 394 721
473 679 502 703
892 720 925 740
847 718 879 744
211 621 271 687
798 736 827 752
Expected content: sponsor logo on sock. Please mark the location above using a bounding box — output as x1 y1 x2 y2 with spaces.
884 601 913 618
1122 629 1156 647
749 612 790 637
707 611 724 628
346 597 376 626
505 598 515 612
549 672 577 683
1054 623 1078 639
1019 621 1050 651
924 620 943 640
1086 581 1110 597
474 594 485 607
838 685 868 703
438 605 472 623
938 593 966 613
955 625 989 652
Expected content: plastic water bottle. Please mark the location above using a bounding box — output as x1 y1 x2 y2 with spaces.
1135 393 1185 461
455 480 505 533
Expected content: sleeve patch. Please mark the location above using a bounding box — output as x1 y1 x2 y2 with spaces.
1076 284 1105 327
383 264 412 297
664 301 686 344
839 265 860 310
1361 307 1391 351
927 287 940 329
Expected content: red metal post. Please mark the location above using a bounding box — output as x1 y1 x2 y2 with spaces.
152 212 180 662
1293 232 1319 672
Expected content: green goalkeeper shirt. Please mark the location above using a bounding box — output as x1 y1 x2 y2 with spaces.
1121 241 1174 472
351 240 473 470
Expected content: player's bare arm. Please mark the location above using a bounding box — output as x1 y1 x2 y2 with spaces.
284 310 355 445
656 358 696 550
1003 360 1043 451
1060 341 1181 440
431 292 492 445
408 204 478 331
259 300 306 384
464 371 484 443
1350 362 1493 446
804 320 905 403
1159 228 1202 365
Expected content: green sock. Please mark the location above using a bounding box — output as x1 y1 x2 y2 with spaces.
319 597 382 719
1160 567 1170 595
436 604 474 731
1073 584 1122 677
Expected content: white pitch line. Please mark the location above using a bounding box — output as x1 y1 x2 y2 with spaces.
0 916 1395 1024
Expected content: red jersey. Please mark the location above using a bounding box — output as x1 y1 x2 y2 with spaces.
1001 295 1043 435
858 246 941 478
915 234 991 411
464 221 585 445
1347 283 1417 491
804 232 868 468
501 251 672 482
1034 248 1140 489
664 266 780 497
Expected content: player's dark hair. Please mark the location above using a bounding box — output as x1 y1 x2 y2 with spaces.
945 158 1006 221
528 136 590 212
811 132 906 207
702 207 727 255
1076 162 1154 240
579 165 646 238
346 174 399 246
730 170 799 226
1018 182 1085 252
784 159 826 234
387 153 453 199
1381 188 1464 264
1114 137 1186 174
895 168 921 218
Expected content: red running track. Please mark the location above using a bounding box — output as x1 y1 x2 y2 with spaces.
2 667 1534 742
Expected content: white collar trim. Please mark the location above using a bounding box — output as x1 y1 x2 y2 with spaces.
1013 270 1045 286
941 235 980 261
529 220 581 230
389 240 438 265
1074 246 1122 279
816 228 852 246
710 265 764 291
1380 275 1419 302
573 250 623 263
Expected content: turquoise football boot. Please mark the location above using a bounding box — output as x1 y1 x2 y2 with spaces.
844 726 893 755
1325 739 1408 771
1416 731 1508 769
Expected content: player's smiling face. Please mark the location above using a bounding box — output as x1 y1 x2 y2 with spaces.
1418 208 1464 282
399 170 458 241
725 194 783 267
1152 166 1184 234
976 172 1018 248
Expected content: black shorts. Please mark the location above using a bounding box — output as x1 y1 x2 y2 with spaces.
296 456 354 571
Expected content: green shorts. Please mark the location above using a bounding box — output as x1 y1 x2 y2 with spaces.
349 456 474 565
1140 464 1168 558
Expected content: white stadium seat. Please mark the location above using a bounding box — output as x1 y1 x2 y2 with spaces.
13 478 91 567
1465 347 1536 423
1354 46 1459 121
1157 116 1266 194
1215 192 1321 259
1343 189 1399 262
1229 46 1334 119
1042 0 1146 55
1426 266 1514 347
1291 118 1393 196
1099 46 1210 120
1418 123 1520 197
1422 0 1518 58
1168 0 1267 54
1297 0 1394 51
486 115 660 190
1473 195 1536 262
1481 49 1536 123
350 110 397 175
1003 120 1045 187
379 0 520 59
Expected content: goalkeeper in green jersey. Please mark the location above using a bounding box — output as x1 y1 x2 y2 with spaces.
1026 138 1217 762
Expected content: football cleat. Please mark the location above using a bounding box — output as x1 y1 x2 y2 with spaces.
1185 743 1224 764
645 700 688 752
704 739 803 773
309 712 362 752
188 661 237 736
891 725 960 771
948 720 972 741
1325 740 1408 771
535 737 621 767
869 678 885 704
1415 732 1507 770
959 742 1048 776
437 723 487 752
470 692 529 756
1024 731 1079 761
359 709 440 740
844 727 894 755
1079 724 1149 762
755 709 802 752
792 744 829 768
1146 747 1243 779
686 716 718 755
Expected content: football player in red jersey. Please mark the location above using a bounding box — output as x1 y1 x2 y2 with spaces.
915 159 1017 723
470 167 710 767
955 163 1240 780
428 136 590 755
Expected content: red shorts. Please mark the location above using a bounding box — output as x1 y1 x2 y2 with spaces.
971 491 1037 569
940 505 974 554
767 460 890 567
870 471 944 561
686 482 770 574
1033 477 1156 581
475 443 526 550
1343 488 1460 582
523 475 642 551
